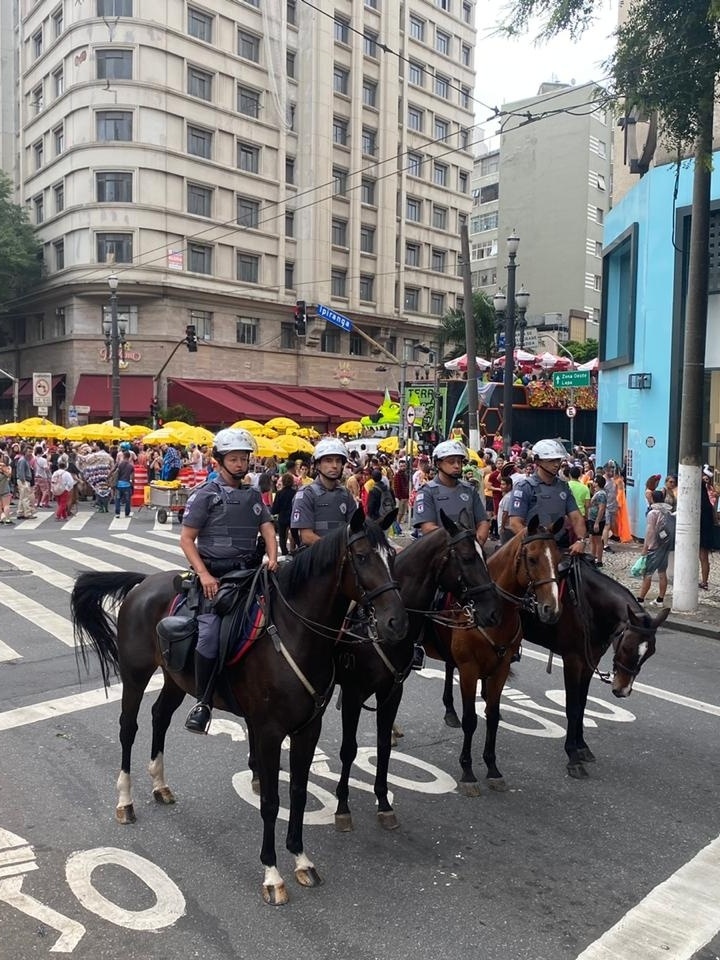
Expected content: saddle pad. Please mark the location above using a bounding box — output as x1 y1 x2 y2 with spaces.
225 599 266 667
167 593 188 616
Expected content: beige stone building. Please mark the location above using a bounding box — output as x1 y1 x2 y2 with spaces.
0 0 477 426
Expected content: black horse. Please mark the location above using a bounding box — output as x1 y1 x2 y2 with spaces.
70 508 408 905
332 509 502 830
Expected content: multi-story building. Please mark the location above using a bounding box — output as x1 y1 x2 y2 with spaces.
469 146 499 295
0 0 477 427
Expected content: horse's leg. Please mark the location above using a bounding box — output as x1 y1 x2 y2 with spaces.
563 657 592 779
482 666 511 791
148 673 186 806
443 661 461 727
375 685 403 830
116 672 152 824
574 672 596 764
247 722 260 795
254 729 288 905
456 664 482 797
334 686 363 832
286 715 323 889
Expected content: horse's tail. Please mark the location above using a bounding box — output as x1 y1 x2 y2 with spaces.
71 571 148 688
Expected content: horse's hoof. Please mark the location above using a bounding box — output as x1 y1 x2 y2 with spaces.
577 748 596 763
457 780 482 797
251 777 261 795
392 724 404 738
377 810 399 830
262 882 289 906
334 813 354 832
390 734 398 748
444 713 461 729
567 762 590 780
152 787 176 805
487 777 508 792
295 866 322 888
115 803 136 824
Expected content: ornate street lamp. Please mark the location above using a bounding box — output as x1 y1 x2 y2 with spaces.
102 274 127 427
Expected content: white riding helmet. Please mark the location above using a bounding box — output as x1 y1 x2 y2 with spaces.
213 428 257 454
532 438 568 460
313 437 349 462
433 439 468 462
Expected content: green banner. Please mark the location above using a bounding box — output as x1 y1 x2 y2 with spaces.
403 385 447 434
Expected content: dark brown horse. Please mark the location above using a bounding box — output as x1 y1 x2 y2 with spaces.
333 509 502 831
70 508 408 905
429 517 565 795
519 554 668 778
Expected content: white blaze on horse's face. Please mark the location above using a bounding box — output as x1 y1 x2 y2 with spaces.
543 544 560 612
378 544 393 577
474 540 487 566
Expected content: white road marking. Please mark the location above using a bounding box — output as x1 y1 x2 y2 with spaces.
0 544 75 592
13 511 53 530
0 582 75 647
31 540 122 572
73 538 179 572
575 834 720 960
111 533 184 557
152 529 181 541
108 515 132 530
61 512 93 531
0 638 21 662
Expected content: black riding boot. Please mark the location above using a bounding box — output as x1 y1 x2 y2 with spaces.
185 652 217 733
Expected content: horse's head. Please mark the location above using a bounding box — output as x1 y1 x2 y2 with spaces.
611 604 667 697
513 515 564 624
342 506 408 646
437 509 501 627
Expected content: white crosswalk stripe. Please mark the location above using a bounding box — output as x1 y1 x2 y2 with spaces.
30 540 123 572
111 533 184 558
0 638 21 662
0 581 75 647
0 545 75 592
73 538 180 572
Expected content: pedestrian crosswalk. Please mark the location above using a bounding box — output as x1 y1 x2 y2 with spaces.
0 513 186 664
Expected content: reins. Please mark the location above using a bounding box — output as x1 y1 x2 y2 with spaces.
494 531 561 613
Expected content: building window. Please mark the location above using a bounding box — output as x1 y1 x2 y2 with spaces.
96 49 132 80
433 205 448 229
594 274 602 292
96 171 133 202
284 260 294 288
54 182 64 212
238 30 260 62
188 7 213 41
53 126 64 155
188 243 212 274
595 240 603 257
430 292 445 315
404 287 420 311
463 1 472 23
97 0 132 14
32 30 43 58
409 15 425 40
458 170 469 193
331 269 347 297
333 117 349 145
361 127 377 156
32 85 43 114
188 66 212 100
600 223 637 366
597 139 607 158
321 328 341 353
433 162 448 187
237 197 260 228
334 16 349 43
285 211 294 237
237 253 260 283
349 332 366 356
434 74 450 99
434 117 449 141
408 61 424 86
287 0 296 25
596 207 604 224
405 243 421 267
364 29 378 57
407 152 423 177
188 183 213 217
365 0 377 8
333 167 348 196
287 102 296 130
333 65 349 95
236 317 259 345
52 7 64 37
361 177 375 204
435 30 450 55
97 233 133 264
286 156 295 184
460 86 471 109
187 125 212 158
54 306 66 336
33 140 44 170
331 218 348 246
53 68 64 97
360 225 375 253
480 183 499 204
101 303 139 336
461 43 472 66
359 275 374 301
286 50 295 78
362 78 377 107
189 309 212 340
408 106 424 131
480 154 499 176
34 195 44 224
406 197 422 222
97 111 132 141
436 0 450 9
238 86 260 117
237 142 260 173
431 249 446 272
281 321 295 348
596 173 606 190
52 240 64 270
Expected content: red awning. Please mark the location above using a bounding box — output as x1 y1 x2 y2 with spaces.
2 375 65 399
168 379 388 428
73 375 154 419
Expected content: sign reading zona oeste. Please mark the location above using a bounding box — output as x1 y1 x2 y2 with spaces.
552 370 591 389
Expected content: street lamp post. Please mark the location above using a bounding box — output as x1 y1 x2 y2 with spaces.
103 274 125 427
494 233 520 457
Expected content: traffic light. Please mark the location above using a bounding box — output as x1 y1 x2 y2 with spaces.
294 300 307 336
185 324 198 352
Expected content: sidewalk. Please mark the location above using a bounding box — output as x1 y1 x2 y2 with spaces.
391 527 720 640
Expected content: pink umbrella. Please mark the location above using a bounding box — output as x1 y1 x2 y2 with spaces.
536 351 574 370
492 348 539 367
444 353 492 372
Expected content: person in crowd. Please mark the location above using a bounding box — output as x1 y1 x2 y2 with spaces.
699 466 715 590
366 469 385 521
392 462 409 526
181 428 277 733
51 455 75 521
113 449 135 518
0 441 13 523
636 490 675 606
81 442 116 512
273 471 297 556
586 474 608 565
601 461 620 552
663 474 678 510
568 465 591 541
188 443 203 476
496 476 515 545
291 438 357 546
15 445 37 519
161 443 182 481
345 465 364 504
644 474 663 513
412 440 489 545
148 447 163 483
487 456 505 540
33 445 52 508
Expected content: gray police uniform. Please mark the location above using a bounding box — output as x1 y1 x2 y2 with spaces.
291 478 356 537
412 478 487 529
507 474 578 530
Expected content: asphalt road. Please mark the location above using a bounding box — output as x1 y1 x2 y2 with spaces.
0 508 719 960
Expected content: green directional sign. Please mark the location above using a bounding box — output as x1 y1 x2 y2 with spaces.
552 370 591 389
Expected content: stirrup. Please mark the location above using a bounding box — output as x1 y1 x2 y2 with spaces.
184 702 212 734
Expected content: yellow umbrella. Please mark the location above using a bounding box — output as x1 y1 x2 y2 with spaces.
254 437 284 459
16 417 67 439
377 436 419 455
336 420 364 436
232 419 265 432
188 426 215 446
265 416 300 431
123 424 152 439
141 427 190 446
0 422 24 436
74 423 127 441
101 419 131 429
256 426 279 438
274 434 314 455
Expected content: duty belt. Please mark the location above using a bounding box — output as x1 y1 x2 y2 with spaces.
203 557 257 577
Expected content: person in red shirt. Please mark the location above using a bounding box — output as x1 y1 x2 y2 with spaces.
487 456 505 539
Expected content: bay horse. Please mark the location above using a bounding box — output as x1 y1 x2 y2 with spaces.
430 516 565 795
70 508 408 905
519 554 668 778
332 509 502 831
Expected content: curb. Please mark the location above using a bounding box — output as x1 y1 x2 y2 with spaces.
663 616 720 640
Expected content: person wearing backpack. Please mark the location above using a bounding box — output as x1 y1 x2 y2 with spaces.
636 490 675 606
50 455 76 521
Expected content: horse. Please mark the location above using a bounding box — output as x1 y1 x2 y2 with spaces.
70 507 408 906
519 554 668 778
430 516 565 796
332 508 503 831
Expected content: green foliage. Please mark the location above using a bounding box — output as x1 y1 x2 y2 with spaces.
564 338 598 364
441 291 497 362
160 404 196 425
0 172 44 308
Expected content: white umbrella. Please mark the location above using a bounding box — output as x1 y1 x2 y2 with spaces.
444 353 492 372
492 348 538 367
537 351 574 370
577 356 599 371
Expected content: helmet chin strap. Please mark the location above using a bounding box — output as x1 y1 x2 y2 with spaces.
218 456 247 482
537 461 560 479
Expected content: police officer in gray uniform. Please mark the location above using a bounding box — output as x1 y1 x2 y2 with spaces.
181 428 278 733
507 438 587 554
412 439 489 545
291 437 357 545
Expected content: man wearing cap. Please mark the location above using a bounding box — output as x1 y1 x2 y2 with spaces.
291 438 357 545
507 438 587 554
412 439 489 545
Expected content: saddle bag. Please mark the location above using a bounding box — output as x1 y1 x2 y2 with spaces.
214 567 258 617
157 616 198 673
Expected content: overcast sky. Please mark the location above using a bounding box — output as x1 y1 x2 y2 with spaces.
474 0 619 134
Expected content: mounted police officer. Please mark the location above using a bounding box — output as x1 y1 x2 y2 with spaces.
291 438 357 544
181 428 278 733
412 439 489 545
507 438 587 553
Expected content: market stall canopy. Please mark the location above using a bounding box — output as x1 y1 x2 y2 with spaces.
577 357 599 371
444 354 492 372
492 349 539 367
536 351 575 370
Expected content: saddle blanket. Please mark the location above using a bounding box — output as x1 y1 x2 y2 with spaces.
166 593 266 666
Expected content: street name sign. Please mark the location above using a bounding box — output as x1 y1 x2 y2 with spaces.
317 304 353 332
552 370 591 389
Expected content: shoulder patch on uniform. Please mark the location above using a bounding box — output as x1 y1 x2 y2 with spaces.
340 502 347 514
253 502 262 515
